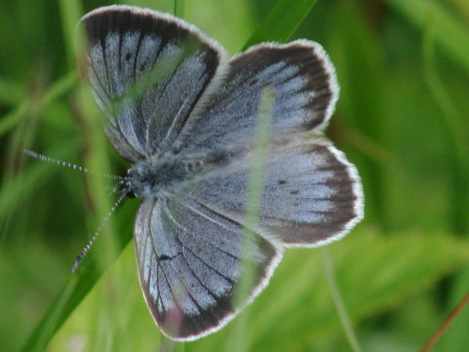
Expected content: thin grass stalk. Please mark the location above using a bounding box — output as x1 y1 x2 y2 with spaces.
321 248 362 352
174 0 184 18
0 72 76 137
226 87 275 352
243 0 317 49
422 7 469 234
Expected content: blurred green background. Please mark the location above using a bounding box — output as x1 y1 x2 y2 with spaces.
1 0 469 351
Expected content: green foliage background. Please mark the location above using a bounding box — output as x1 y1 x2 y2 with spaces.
1 0 468 351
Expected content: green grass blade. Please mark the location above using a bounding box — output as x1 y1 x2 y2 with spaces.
174 0 185 18
0 72 76 137
21 225 133 352
0 79 24 105
388 0 469 76
226 1 318 349
421 7 469 352
19 0 118 350
422 9 469 233
248 230 469 350
243 0 317 49
59 0 83 67
0 142 78 225
321 249 362 352
225 88 275 352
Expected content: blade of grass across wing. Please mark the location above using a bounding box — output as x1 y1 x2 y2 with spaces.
225 87 275 352
196 1 323 351
246 1 361 350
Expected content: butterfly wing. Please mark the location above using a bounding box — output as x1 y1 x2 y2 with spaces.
81 5 226 160
184 137 363 247
176 40 338 152
134 196 282 341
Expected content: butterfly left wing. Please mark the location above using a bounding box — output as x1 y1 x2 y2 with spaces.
81 6 226 160
134 196 282 341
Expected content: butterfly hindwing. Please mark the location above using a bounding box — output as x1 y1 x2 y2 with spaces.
134 196 282 340
81 5 226 160
185 137 363 247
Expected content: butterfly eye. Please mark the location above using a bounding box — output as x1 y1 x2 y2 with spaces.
184 161 195 172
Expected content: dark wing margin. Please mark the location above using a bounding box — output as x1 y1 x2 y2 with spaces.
185 137 363 247
134 197 282 341
81 5 226 160
177 39 339 152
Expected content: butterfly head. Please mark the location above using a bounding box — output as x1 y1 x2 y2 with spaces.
123 161 158 199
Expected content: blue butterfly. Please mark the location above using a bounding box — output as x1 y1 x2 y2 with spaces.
81 5 363 341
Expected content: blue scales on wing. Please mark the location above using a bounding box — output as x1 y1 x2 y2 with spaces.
82 6 225 161
133 196 281 340
184 138 363 247
176 39 339 152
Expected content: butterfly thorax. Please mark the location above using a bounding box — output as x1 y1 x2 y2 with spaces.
125 150 230 199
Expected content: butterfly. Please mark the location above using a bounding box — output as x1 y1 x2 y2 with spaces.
80 5 364 341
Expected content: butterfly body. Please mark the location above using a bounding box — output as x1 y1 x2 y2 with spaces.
125 148 231 199
81 5 364 341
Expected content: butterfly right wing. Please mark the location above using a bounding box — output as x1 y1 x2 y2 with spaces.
184 137 363 247
176 40 339 153
81 6 226 160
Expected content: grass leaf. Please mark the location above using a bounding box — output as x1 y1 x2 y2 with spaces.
243 0 317 49
388 0 469 76
246 230 469 351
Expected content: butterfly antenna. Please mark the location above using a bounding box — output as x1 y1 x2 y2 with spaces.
71 192 127 273
23 149 126 181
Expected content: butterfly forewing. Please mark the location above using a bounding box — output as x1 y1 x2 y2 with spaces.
81 6 225 160
134 196 281 340
176 40 339 152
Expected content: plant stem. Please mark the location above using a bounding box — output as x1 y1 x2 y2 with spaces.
321 249 362 352
420 293 469 352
